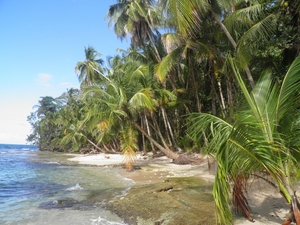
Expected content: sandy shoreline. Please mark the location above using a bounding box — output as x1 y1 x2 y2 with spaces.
68 153 291 225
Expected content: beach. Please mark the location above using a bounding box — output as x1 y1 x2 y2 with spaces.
69 153 291 225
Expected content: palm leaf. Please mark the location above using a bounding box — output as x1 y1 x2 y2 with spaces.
187 113 232 155
129 88 157 112
213 166 232 224
236 13 278 68
276 55 300 121
224 3 264 34
187 56 300 223
155 46 183 82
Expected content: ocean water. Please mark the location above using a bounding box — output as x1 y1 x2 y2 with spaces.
0 144 133 225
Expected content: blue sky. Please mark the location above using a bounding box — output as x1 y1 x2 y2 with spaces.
0 0 129 144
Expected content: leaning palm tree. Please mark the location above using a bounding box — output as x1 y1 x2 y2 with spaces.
187 55 300 224
82 74 178 168
61 122 106 153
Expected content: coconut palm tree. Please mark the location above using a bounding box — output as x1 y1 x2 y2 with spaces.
75 46 105 86
159 0 290 89
81 47 198 167
33 96 58 118
29 96 63 150
106 0 163 62
60 121 106 153
187 55 300 224
156 0 235 118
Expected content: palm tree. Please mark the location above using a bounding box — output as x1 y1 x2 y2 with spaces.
60 122 106 153
81 51 191 167
187 55 300 224
75 46 105 86
106 0 162 62
30 96 62 150
33 96 58 118
159 0 290 89
156 0 236 119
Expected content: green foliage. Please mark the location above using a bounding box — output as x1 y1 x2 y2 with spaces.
187 56 300 224
27 2 300 222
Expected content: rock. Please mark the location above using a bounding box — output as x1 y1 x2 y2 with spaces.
39 198 79 209
106 177 216 225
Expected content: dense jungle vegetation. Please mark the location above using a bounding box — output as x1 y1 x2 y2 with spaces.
27 0 300 224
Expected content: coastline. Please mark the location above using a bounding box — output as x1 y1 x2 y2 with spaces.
68 152 216 183
68 152 290 225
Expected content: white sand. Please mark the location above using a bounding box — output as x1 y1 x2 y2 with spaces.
69 153 126 165
68 153 291 225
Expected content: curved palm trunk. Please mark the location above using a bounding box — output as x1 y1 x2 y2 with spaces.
131 120 179 160
86 138 107 153
151 112 174 151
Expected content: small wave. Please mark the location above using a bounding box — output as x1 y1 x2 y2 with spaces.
91 217 126 225
43 161 60 165
65 183 83 191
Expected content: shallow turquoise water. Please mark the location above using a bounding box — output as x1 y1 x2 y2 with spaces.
0 144 132 225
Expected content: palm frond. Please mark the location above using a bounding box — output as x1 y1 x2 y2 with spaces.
187 113 232 155
276 55 300 121
184 39 214 59
224 3 264 34
213 164 233 224
236 13 278 68
129 88 157 112
120 125 137 171
155 46 183 82
161 33 184 53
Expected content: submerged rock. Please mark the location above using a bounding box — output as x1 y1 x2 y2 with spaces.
39 198 79 209
106 177 216 225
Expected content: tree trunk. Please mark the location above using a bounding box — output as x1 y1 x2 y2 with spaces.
160 107 173 147
227 75 234 120
217 80 226 118
211 11 255 88
151 112 173 151
144 113 156 154
147 30 161 62
211 73 217 115
189 56 202 112
131 120 179 160
86 138 107 153
161 107 177 147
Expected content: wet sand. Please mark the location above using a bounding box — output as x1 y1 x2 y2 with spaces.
68 152 291 224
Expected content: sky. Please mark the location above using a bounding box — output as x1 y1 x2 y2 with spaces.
0 0 129 144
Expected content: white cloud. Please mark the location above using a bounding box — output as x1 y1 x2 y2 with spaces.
36 73 52 87
59 82 73 88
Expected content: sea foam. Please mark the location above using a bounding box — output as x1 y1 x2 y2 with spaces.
66 183 83 191
91 216 126 225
